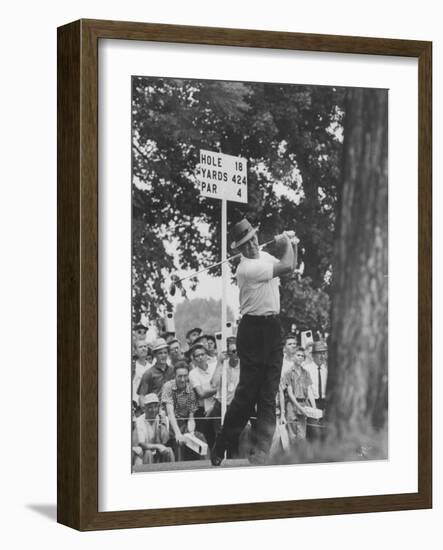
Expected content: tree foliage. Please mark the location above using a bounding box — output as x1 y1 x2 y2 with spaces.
280 276 331 334
132 76 345 329
173 298 235 345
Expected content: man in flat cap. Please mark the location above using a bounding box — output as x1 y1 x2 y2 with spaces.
212 219 296 466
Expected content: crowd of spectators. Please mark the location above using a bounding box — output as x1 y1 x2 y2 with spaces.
131 324 328 469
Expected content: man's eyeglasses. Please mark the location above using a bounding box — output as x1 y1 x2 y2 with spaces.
194 353 206 359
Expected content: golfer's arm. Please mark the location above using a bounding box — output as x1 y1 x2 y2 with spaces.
292 240 298 270
272 237 294 278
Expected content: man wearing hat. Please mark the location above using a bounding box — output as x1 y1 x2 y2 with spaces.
304 340 328 441
137 338 175 398
304 340 328 410
134 393 174 464
212 218 295 466
185 327 202 349
133 322 148 341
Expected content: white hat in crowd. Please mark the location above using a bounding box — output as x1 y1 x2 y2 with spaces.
141 393 159 406
151 338 168 353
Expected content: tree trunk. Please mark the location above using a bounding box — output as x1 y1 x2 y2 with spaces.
326 88 388 444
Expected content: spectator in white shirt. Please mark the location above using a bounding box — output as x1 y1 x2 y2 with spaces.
304 340 328 441
304 341 328 409
132 339 151 408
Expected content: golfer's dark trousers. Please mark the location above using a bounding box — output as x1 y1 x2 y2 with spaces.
218 314 283 455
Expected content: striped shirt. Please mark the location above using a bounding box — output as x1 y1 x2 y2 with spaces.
161 380 198 419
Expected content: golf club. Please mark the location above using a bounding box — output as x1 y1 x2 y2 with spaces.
169 231 298 296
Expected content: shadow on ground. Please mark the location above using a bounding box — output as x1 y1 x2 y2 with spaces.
26 504 57 522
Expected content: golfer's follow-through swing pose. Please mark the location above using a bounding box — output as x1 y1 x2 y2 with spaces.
211 218 296 466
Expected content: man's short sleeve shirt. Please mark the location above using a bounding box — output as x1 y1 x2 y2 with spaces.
137 362 175 397
161 380 198 419
281 367 313 400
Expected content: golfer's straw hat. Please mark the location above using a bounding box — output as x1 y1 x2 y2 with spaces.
230 218 258 249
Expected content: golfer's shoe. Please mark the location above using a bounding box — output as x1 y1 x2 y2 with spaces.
210 441 224 467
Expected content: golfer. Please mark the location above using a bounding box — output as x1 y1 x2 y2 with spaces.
212 219 295 465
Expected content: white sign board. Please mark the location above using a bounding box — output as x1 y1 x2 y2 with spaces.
197 150 247 203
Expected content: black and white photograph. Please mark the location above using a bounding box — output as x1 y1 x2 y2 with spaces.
130 75 388 473
2 0 435 540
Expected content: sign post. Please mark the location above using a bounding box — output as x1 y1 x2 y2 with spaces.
221 197 228 419
197 150 247 422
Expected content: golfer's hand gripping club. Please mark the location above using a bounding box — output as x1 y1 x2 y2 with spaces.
274 230 299 245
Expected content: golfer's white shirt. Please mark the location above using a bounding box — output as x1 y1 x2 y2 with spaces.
236 251 279 316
